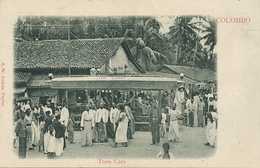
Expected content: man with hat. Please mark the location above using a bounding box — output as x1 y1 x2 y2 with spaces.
15 111 27 158
96 102 108 142
174 84 186 114
149 99 161 146
81 104 95 147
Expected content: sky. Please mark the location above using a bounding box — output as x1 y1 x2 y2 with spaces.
156 16 175 34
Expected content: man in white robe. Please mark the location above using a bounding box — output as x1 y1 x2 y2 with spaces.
114 106 129 147
160 109 167 138
168 104 181 142
193 95 200 127
43 111 52 154
174 85 186 126
81 104 95 147
185 96 192 126
205 106 218 148
174 85 185 112
60 104 69 149
60 104 69 128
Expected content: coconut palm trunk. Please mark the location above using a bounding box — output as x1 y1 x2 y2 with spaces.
193 38 198 67
175 41 179 64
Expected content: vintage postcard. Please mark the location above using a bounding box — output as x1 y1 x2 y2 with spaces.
0 0 259 167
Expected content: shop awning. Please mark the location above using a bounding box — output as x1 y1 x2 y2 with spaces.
27 73 68 88
51 76 178 90
28 88 58 97
14 87 26 94
145 71 198 84
15 97 31 102
14 72 33 84
158 65 217 83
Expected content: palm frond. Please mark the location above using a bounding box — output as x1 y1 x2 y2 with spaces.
153 50 169 63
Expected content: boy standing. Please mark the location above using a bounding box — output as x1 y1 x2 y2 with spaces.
46 125 56 159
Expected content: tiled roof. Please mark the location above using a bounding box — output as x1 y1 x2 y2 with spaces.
159 65 217 82
14 72 33 83
14 38 125 69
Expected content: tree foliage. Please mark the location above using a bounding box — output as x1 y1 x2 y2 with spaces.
14 15 217 71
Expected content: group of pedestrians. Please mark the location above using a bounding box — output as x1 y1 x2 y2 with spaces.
14 86 218 159
157 84 218 149
80 102 135 148
185 92 218 147
14 103 72 159
150 102 182 147
185 94 217 128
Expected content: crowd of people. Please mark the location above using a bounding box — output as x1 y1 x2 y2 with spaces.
13 99 135 159
13 85 218 160
14 102 70 159
160 84 218 149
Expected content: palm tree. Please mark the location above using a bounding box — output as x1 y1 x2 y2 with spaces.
124 27 168 71
201 17 217 53
123 18 168 71
134 17 164 44
168 16 202 65
135 38 168 71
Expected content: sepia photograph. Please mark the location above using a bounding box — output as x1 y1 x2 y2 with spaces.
0 0 260 167
13 15 217 160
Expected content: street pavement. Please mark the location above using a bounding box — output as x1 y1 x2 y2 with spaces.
13 125 216 159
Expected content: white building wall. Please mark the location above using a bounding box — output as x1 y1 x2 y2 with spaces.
100 46 139 74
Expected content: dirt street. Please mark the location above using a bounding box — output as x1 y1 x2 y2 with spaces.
14 125 216 159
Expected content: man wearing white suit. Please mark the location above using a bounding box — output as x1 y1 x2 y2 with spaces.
96 103 108 142
81 104 95 147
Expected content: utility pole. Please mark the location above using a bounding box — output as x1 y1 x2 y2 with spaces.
193 22 201 67
193 35 198 67
68 17 71 76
